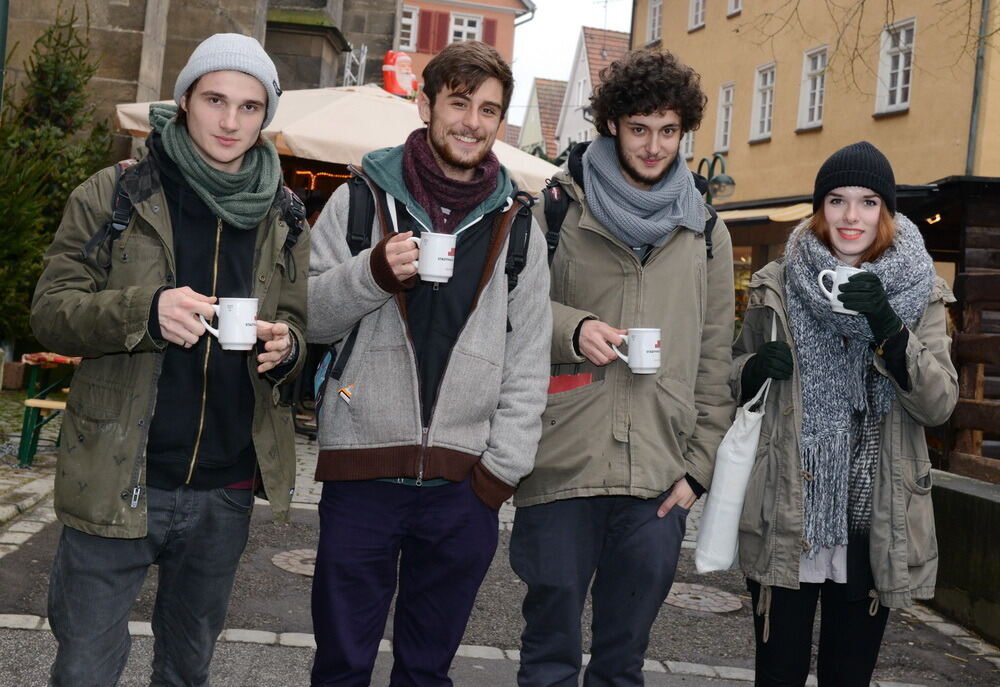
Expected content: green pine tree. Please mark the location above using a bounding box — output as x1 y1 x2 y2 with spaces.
0 5 112 347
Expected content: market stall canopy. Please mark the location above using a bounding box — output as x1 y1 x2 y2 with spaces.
115 84 559 192
717 202 813 224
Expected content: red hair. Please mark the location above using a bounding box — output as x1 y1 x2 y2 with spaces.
806 203 896 265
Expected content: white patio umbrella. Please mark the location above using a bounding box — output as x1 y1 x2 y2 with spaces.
115 84 558 192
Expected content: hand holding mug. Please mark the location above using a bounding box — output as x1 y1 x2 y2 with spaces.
157 287 216 348
384 231 418 281
837 272 903 341
578 320 628 366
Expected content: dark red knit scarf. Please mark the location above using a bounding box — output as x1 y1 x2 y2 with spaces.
401 128 500 232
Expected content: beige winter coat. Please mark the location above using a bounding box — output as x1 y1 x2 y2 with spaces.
514 169 736 507
732 260 958 608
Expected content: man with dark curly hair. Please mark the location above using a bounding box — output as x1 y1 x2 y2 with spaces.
510 49 736 686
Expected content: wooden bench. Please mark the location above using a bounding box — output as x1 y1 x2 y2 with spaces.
23 398 68 413
18 397 68 466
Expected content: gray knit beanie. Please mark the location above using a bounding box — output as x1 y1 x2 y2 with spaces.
813 141 896 214
174 33 282 128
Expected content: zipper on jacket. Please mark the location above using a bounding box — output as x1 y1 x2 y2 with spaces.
416 427 429 486
185 218 223 484
127 207 174 510
403 207 515 485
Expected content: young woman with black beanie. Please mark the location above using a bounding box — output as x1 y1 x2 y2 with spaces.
731 141 958 686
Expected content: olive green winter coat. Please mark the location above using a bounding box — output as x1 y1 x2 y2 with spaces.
30 158 308 538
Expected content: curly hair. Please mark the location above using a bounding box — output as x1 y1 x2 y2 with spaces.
590 49 707 137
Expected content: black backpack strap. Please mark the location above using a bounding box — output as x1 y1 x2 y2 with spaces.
503 190 535 332
276 185 306 282
541 179 571 266
81 159 137 268
346 173 376 254
703 204 718 260
505 191 535 293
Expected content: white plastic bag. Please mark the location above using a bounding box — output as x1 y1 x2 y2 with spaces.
695 316 777 573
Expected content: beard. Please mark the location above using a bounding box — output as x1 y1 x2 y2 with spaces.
616 143 675 188
427 121 492 171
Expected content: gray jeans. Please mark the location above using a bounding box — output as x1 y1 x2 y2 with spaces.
48 484 253 687
510 493 688 687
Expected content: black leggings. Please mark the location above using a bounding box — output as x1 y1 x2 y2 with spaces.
747 579 890 687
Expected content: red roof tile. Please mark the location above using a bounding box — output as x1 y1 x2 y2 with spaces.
503 123 521 147
582 26 630 89
534 78 567 159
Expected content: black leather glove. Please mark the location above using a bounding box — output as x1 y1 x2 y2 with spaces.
740 341 793 402
837 272 903 342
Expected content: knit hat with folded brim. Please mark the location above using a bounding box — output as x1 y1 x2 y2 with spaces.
812 141 896 214
174 33 282 128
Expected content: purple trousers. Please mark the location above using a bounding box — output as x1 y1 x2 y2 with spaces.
310 478 499 687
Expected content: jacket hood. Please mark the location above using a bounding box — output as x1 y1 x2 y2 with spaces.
361 134 514 232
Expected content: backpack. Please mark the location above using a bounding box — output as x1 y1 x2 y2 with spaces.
313 173 535 410
81 159 307 280
539 141 718 265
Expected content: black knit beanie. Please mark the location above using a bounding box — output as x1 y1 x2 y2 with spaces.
812 141 896 214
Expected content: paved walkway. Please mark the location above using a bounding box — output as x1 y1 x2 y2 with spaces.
1 394 998 686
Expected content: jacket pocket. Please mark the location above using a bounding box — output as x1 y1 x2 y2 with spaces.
738 433 774 538
901 456 937 567
344 347 414 445
652 375 699 441
536 378 607 473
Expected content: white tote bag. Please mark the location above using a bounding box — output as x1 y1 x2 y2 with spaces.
695 316 777 573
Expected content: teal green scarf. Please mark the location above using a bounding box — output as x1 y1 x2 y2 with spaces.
148 103 281 230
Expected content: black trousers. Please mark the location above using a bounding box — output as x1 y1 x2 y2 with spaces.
747 579 890 687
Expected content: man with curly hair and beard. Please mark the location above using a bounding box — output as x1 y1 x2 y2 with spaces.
510 49 735 686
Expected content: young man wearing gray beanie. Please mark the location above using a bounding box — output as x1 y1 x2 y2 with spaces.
31 33 308 686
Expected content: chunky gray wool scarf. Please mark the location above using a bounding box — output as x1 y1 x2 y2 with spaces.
784 213 934 554
582 135 705 248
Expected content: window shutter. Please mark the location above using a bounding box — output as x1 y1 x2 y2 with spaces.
416 10 432 52
484 18 497 46
433 12 450 52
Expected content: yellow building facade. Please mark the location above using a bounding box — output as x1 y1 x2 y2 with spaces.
631 0 1000 204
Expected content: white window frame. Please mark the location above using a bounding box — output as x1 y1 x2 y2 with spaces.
681 130 695 160
750 63 775 141
576 78 588 108
648 0 663 43
715 82 735 152
797 46 827 129
876 18 915 114
728 0 742 16
689 0 705 31
398 6 419 51
450 13 482 43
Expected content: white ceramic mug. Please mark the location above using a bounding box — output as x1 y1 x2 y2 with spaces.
612 328 662 374
817 265 864 315
411 233 457 283
198 297 258 350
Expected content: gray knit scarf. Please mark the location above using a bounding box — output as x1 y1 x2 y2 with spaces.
148 103 281 230
784 213 934 553
582 135 704 247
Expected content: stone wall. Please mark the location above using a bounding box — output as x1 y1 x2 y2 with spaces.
338 0 397 86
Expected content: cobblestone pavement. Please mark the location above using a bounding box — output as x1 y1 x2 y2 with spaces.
1 392 998 685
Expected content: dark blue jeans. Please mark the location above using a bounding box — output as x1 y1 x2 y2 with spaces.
48 485 253 687
310 478 499 687
510 494 688 687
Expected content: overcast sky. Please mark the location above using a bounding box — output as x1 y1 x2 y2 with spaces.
508 0 633 127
